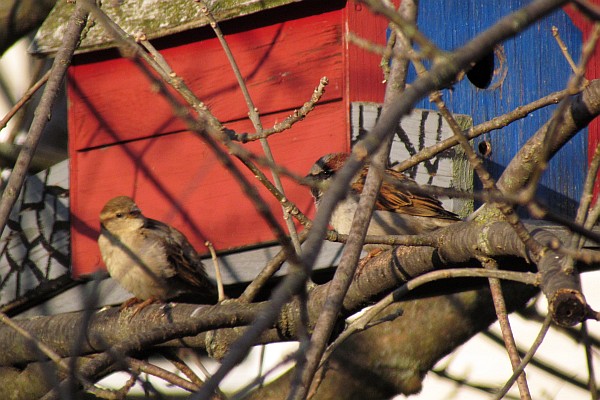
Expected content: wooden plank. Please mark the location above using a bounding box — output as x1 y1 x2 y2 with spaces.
345 1 399 103
71 101 349 276
18 241 346 317
410 1 586 216
31 0 326 55
350 103 474 217
67 6 344 150
0 160 70 308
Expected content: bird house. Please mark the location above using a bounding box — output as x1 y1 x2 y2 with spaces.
31 0 404 278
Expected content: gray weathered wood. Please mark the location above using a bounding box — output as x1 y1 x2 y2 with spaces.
31 0 305 55
19 241 345 316
350 102 474 217
0 160 70 308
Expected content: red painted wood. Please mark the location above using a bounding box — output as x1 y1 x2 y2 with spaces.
71 102 348 275
68 6 345 151
345 0 399 103
68 1 397 275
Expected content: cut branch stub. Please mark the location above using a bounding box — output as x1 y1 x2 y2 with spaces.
548 289 587 327
532 229 587 327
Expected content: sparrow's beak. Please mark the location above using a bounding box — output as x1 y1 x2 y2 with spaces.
302 173 317 187
301 173 320 199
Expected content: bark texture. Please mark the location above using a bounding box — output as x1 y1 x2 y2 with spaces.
0 0 56 55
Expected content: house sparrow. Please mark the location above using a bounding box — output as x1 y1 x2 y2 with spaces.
306 153 460 239
98 196 216 308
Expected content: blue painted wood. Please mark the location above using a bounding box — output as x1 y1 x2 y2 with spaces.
408 1 586 216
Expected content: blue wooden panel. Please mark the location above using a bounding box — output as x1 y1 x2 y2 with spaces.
408 1 585 216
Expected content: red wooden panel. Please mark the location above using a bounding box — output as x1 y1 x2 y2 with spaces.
68 7 344 151
345 1 399 103
71 102 349 276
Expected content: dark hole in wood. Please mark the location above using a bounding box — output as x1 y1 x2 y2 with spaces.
467 50 495 89
478 140 492 157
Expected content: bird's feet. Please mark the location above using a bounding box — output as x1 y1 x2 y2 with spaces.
355 248 384 278
120 296 161 318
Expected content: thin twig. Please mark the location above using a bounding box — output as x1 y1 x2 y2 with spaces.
394 87 572 173
0 312 67 369
347 32 426 78
433 367 521 400
484 327 593 392
550 240 600 264
127 356 201 392
380 29 395 83
319 268 540 369
196 0 303 255
238 230 308 304
581 322 599 399
162 350 204 388
481 258 532 399
114 373 137 399
205 241 226 302
231 349 299 400
0 70 51 133
565 142 600 275
233 77 329 142
552 26 579 73
4 58 48 144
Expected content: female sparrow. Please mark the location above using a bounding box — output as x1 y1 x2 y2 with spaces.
306 153 460 239
98 196 216 309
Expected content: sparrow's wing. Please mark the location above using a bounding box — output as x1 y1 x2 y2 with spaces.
352 168 459 220
144 219 215 293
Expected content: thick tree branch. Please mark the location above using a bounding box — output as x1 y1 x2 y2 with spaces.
0 220 592 398
247 282 539 399
0 221 581 368
0 0 56 55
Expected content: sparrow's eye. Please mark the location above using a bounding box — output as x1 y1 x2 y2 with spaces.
115 212 124 219
321 169 334 178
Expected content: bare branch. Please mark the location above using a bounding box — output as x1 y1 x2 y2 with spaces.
0 2 88 242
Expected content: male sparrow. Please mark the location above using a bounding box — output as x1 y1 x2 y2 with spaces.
306 153 460 240
98 196 216 308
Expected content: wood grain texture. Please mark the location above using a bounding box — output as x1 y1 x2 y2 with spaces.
410 1 586 216
67 7 345 150
32 0 325 55
345 1 395 103
0 160 69 307
350 103 474 217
